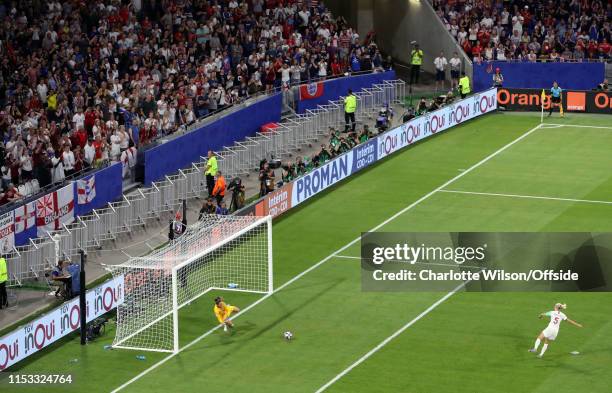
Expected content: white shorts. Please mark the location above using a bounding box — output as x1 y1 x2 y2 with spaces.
542 327 559 341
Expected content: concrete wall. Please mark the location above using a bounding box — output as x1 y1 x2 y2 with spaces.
328 0 472 77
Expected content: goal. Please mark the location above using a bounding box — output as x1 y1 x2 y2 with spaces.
109 214 272 353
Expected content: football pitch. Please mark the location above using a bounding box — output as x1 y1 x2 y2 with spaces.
7 112 612 393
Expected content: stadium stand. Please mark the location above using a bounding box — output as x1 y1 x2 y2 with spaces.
432 0 611 61
0 0 385 206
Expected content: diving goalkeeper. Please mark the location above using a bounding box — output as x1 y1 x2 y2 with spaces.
214 296 240 332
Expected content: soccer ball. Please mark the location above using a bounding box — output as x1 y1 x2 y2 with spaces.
283 331 293 340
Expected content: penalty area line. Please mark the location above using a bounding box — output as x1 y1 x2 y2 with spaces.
111 123 542 393
314 281 467 393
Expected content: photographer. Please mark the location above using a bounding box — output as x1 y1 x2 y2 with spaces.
282 162 296 183
198 197 216 220
416 97 428 115
329 130 341 156
259 162 276 196
227 177 245 212
358 127 370 143
338 137 352 154
295 157 306 176
314 145 332 167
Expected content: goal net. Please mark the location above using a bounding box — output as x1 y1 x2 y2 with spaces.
109 214 272 353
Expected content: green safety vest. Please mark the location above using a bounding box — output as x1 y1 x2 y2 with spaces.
411 49 423 65
459 76 471 94
205 156 218 176
0 258 7 283
344 95 357 113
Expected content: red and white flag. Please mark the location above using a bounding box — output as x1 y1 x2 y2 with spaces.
299 81 324 100
0 211 15 253
77 175 96 204
14 201 35 235
36 184 75 235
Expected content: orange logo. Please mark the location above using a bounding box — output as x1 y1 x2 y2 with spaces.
566 92 585 111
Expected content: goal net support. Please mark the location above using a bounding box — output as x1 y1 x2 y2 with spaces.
109 214 272 353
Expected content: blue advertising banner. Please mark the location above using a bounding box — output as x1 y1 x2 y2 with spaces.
296 71 396 113
351 138 378 173
144 93 283 185
73 163 123 217
291 153 354 206
473 61 605 92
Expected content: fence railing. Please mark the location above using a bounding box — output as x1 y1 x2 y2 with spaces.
5 79 405 287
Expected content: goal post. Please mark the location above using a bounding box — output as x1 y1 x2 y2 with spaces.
109 214 273 353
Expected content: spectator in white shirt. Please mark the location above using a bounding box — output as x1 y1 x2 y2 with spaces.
110 131 122 161
84 139 96 168
72 108 85 130
61 145 75 177
51 150 65 183
449 52 462 89
434 51 448 91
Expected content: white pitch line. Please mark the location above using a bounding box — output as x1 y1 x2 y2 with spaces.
111 123 542 393
314 282 467 393
545 123 612 130
438 189 612 205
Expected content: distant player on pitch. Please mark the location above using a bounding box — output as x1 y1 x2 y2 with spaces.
214 296 240 332
548 81 564 117
529 303 582 358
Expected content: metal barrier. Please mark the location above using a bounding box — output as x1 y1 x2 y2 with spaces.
5 79 405 286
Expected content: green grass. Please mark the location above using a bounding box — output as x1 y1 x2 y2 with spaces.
4 112 612 393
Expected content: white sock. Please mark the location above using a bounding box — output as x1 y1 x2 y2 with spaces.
533 338 541 350
540 344 548 356
223 324 227 332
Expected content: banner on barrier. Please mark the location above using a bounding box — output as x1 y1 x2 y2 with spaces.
77 175 96 205
0 211 14 253
35 184 75 236
254 184 293 218
378 88 498 159
497 88 612 113
291 153 354 206
296 71 396 113
299 82 324 100
14 201 36 246
0 274 125 370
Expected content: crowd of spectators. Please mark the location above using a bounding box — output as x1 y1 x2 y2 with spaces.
433 0 611 62
0 0 389 207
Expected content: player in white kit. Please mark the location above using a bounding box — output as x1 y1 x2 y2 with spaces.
529 303 582 358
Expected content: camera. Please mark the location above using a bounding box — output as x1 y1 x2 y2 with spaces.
376 105 393 133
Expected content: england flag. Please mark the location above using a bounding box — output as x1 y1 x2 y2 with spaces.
77 175 96 204
36 184 75 235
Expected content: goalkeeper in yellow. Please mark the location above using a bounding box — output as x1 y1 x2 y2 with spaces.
214 296 240 332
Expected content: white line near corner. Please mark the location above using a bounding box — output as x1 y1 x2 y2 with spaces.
438 189 612 205
543 123 612 130
111 123 543 393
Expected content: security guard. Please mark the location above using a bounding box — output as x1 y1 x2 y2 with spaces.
344 89 357 132
458 72 471 99
0 256 8 309
205 150 218 197
410 43 424 85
